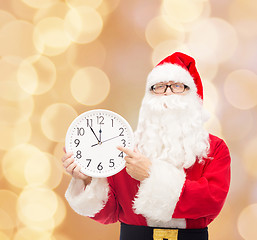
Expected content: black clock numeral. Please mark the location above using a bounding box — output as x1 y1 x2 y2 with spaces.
74 139 80 147
118 152 123 158
76 150 82 159
97 162 103 171
121 139 126 147
119 127 124 136
86 159 91 167
97 116 104 125
77 127 85 136
111 119 114 127
86 119 93 127
109 159 115 168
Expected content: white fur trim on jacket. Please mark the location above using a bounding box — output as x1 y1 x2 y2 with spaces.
133 160 186 227
65 177 109 217
146 63 197 95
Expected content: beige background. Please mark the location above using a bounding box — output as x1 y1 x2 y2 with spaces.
0 0 257 239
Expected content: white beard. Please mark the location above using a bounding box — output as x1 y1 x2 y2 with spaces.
134 91 210 169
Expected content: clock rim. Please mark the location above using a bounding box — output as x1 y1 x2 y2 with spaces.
65 109 135 178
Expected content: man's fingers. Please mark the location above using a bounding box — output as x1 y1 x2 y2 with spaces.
62 152 73 162
124 156 134 163
66 160 78 173
72 164 81 177
134 146 140 153
117 146 136 158
63 157 75 168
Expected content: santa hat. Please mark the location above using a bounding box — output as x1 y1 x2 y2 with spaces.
147 52 203 100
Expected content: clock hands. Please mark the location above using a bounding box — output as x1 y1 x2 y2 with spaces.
89 126 100 144
99 124 102 143
91 135 120 147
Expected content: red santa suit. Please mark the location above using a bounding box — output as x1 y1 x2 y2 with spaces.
65 134 230 229
65 52 231 236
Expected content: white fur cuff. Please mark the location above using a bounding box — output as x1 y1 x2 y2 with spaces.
65 177 110 217
133 161 186 223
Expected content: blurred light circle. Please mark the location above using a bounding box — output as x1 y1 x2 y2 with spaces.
41 103 78 142
229 0 257 23
145 16 185 49
221 107 253 141
234 20 257 39
2 144 47 188
188 18 238 63
0 232 9 240
53 194 66 228
242 138 257 179
71 67 110 105
44 153 63 189
0 210 13 232
202 81 219 114
66 40 106 69
21 0 58 9
64 6 103 44
0 96 34 125
195 0 211 22
129 1 161 32
0 20 37 58
196 60 218 81
229 154 248 198
17 58 38 94
16 192 56 230
16 213 55 231
97 0 120 17
161 0 205 23
238 204 257 240
9 0 36 22
0 120 31 151
17 55 56 95
152 40 188 65
66 0 103 9
53 142 70 176
24 153 51 187
34 2 69 23
27 220 56 232
0 10 16 30
33 17 71 56
0 190 18 232
17 187 58 222
13 227 52 240
204 113 222 137
224 70 257 109
0 56 30 102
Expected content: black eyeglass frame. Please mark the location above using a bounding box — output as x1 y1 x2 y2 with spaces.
150 83 190 94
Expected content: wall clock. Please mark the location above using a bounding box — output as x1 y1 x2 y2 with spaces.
65 109 134 178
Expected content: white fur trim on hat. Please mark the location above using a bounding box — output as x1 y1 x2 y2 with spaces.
133 160 186 227
65 177 109 217
146 63 197 94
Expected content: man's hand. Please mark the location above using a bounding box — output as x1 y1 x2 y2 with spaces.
117 146 151 181
62 148 92 186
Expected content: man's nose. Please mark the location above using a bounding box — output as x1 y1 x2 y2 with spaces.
164 87 173 95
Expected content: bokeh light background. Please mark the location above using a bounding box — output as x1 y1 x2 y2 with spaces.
0 0 256 239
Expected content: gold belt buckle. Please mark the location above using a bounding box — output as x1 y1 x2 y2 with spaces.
153 228 178 240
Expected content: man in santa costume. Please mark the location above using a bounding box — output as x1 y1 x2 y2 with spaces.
62 52 231 240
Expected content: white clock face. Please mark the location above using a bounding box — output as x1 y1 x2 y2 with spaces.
65 109 134 178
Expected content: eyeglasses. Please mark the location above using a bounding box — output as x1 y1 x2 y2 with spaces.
150 82 189 94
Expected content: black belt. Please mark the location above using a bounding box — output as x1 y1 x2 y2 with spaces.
120 223 208 240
